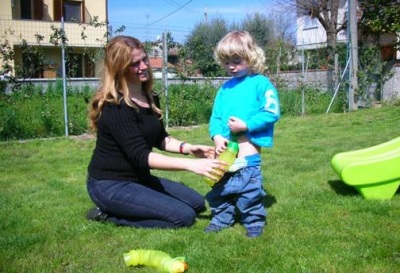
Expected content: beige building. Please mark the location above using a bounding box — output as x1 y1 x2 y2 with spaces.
0 0 108 78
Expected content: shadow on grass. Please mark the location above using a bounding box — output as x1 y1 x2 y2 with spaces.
263 194 277 208
328 179 400 197
328 180 359 196
393 186 400 196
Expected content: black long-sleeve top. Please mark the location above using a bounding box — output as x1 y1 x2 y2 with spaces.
88 97 168 181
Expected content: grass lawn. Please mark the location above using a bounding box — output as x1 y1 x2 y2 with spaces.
1 106 399 273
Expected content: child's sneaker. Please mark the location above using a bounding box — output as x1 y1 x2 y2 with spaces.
246 226 263 238
204 224 224 233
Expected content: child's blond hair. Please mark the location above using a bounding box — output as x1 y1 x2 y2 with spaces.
214 30 266 74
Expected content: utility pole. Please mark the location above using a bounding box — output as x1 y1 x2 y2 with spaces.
162 32 169 129
349 0 359 110
61 16 69 137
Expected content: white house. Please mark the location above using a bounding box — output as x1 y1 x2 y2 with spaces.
296 0 399 61
296 0 348 50
294 0 400 102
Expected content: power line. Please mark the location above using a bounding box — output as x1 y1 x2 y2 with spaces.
146 0 193 27
162 0 196 13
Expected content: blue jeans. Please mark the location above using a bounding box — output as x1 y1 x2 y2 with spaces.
87 175 206 228
205 166 266 229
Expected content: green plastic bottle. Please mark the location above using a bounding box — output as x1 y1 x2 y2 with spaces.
204 140 239 187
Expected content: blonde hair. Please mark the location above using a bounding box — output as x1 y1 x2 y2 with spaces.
89 35 162 132
214 30 266 74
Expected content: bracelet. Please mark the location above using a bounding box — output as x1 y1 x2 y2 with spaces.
179 142 189 155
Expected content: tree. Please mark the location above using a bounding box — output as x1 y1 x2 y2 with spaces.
183 10 297 77
183 17 228 76
357 0 400 103
241 12 297 73
184 13 286 76
300 0 345 49
241 13 275 48
275 0 347 89
358 0 400 46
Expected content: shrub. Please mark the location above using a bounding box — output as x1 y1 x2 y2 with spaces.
0 80 370 141
0 83 91 140
279 85 348 116
159 82 217 127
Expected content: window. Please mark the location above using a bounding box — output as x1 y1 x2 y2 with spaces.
63 1 82 22
304 17 318 30
381 46 396 62
20 0 32 19
84 55 95 77
54 0 85 22
22 52 43 78
66 53 95 77
66 53 83 77
20 0 44 20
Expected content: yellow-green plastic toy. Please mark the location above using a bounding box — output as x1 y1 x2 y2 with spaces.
123 249 188 273
331 136 400 200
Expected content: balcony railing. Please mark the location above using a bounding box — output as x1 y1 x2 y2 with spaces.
0 15 108 47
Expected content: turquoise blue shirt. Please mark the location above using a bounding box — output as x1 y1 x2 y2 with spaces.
209 74 280 147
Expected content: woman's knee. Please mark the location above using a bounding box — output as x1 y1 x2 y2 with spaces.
175 209 197 227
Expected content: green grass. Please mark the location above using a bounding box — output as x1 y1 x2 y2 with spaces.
1 106 400 273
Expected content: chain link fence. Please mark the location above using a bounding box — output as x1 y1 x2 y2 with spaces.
109 21 192 44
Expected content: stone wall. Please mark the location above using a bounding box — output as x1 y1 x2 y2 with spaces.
6 66 400 103
271 69 329 90
272 65 400 102
382 66 400 101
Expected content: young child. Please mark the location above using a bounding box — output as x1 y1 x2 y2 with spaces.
206 30 280 238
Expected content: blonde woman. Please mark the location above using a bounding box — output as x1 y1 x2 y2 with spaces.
86 35 223 228
206 31 280 237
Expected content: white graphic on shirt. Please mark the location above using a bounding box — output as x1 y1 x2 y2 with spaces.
264 89 279 114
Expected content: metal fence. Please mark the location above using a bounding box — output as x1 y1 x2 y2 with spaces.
108 21 192 44
2 17 400 134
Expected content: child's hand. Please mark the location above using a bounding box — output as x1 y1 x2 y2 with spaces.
228 116 247 134
213 135 228 155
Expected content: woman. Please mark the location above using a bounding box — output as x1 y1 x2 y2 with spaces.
86 35 223 228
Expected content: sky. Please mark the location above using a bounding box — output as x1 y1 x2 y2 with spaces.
107 0 276 42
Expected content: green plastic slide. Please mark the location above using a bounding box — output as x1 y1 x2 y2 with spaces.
331 136 400 200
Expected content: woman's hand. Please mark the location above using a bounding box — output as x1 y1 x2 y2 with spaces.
148 152 225 176
187 158 227 179
188 144 215 159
